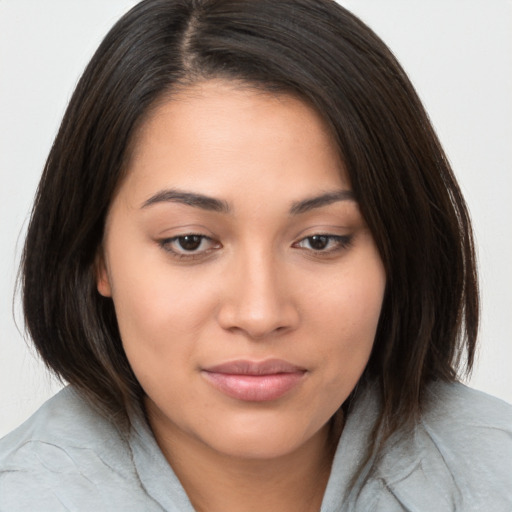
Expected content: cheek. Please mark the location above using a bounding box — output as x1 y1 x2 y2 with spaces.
106 251 219 381
313 259 384 339
310 258 385 384
108 241 214 330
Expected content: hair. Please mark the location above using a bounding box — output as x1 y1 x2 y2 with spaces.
22 0 478 456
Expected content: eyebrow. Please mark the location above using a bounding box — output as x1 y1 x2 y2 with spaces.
141 189 230 213
289 189 356 215
141 188 356 214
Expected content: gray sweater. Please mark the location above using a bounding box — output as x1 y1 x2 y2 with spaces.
1 381 511 511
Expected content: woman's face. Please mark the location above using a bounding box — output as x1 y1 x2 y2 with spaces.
97 80 386 461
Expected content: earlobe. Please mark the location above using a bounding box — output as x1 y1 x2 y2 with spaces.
95 251 112 297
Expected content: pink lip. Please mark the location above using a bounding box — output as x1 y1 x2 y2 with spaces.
201 359 307 402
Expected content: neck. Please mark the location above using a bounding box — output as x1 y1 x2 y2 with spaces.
150 418 338 512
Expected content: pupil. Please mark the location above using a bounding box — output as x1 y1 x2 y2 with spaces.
179 235 202 251
309 235 328 250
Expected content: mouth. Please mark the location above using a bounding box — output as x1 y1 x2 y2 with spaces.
201 359 307 402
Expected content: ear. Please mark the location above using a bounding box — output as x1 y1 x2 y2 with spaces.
95 250 112 297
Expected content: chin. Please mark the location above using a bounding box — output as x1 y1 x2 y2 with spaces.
198 412 329 461
207 433 305 460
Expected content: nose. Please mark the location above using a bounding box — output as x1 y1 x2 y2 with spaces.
217 249 300 339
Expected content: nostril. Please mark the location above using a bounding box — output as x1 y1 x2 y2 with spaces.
217 304 299 340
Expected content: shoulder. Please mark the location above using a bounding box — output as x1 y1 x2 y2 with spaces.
374 381 512 511
0 387 158 511
423 380 512 430
420 381 512 474
0 386 128 465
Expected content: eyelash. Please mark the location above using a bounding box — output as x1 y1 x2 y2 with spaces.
292 234 353 255
158 234 220 260
158 233 353 261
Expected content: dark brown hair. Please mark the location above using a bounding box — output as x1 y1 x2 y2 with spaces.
22 0 478 447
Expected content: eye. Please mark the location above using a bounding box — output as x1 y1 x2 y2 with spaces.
174 235 205 251
159 234 221 259
293 234 353 254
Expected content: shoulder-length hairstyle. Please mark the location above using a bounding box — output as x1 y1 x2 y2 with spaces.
22 0 478 442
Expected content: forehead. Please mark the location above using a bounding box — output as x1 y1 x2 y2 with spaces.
120 79 349 206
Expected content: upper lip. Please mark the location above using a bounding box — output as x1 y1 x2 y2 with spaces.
202 359 306 375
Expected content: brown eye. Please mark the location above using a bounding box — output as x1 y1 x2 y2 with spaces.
307 235 329 250
159 234 221 260
177 235 203 251
294 234 353 254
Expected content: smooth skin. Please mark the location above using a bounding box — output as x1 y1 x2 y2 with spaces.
97 80 386 512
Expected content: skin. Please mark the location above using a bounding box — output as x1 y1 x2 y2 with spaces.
97 80 386 512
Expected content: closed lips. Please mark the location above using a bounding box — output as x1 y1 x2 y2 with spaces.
201 359 307 401
202 359 307 375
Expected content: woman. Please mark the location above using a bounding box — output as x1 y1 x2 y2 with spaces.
1 0 511 510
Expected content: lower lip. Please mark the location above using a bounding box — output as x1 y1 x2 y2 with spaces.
202 371 305 402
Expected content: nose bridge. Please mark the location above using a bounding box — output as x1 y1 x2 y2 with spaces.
218 242 298 338
242 246 280 310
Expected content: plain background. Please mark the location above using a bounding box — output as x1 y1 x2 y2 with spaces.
1 0 511 438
